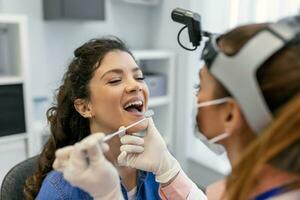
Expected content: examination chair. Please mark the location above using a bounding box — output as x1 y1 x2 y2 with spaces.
0 155 38 200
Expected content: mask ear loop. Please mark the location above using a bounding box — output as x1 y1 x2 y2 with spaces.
196 97 232 145
208 132 231 143
194 129 227 155
197 97 231 108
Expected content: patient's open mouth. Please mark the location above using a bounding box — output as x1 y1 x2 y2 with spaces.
124 100 143 113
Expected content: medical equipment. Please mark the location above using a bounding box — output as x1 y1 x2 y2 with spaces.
171 8 212 51
101 109 154 143
172 8 300 133
171 8 201 50
171 8 213 51
83 110 154 164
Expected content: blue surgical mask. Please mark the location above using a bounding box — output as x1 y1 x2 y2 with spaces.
193 97 232 155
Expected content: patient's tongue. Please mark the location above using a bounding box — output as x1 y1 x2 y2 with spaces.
126 107 139 113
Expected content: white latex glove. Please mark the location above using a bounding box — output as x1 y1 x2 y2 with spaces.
117 118 181 183
53 133 123 200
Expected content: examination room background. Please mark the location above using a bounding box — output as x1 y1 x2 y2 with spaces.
0 0 299 189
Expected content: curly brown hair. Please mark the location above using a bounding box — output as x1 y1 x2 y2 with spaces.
23 36 133 200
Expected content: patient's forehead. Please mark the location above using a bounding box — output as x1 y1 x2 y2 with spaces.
101 51 136 66
94 51 140 77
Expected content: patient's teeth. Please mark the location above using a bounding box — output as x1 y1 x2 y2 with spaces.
124 100 143 109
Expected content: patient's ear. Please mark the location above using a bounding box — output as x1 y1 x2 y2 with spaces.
74 99 92 118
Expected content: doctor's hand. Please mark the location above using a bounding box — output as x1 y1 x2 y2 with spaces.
53 133 123 200
117 118 181 183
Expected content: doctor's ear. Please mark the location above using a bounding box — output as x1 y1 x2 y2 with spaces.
74 99 93 118
223 99 244 132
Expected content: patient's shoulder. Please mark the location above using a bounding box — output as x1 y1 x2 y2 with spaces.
36 171 91 200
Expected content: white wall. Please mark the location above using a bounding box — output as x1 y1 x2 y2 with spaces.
147 0 190 168
0 0 152 98
253 0 300 22
147 1 232 185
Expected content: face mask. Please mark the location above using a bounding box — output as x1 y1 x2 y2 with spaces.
193 97 231 155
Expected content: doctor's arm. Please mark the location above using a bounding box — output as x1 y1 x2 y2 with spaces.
118 118 207 200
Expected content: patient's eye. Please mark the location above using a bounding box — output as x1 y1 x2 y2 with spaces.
136 76 145 81
134 71 145 81
108 78 122 85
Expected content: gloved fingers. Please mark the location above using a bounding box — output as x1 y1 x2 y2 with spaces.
100 142 109 153
80 133 106 150
53 164 65 173
146 118 166 146
117 151 127 166
86 141 104 163
120 144 144 153
68 142 89 170
62 143 86 183
53 159 70 173
53 158 69 172
80 132 106 145
55 146 74 160
120 135 144 146
118 126 126 138
53 146 74 171
79 133 107 163
63 165 77 183
118 151 138 169
146 117 158 136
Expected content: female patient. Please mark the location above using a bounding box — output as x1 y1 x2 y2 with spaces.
24 36 160 199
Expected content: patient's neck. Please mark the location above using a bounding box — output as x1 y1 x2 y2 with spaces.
117 166 137 192
105 136 137 191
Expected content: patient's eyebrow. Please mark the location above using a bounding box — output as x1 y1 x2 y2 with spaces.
132 67 142 73
100 67 142 79
100 69 123 79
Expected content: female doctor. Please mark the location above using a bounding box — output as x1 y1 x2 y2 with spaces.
53 16 300 199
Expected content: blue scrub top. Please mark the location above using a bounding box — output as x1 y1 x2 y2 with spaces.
36 170 161 200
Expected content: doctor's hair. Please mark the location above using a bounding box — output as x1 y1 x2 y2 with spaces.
211 24 300 200
24 36 133 200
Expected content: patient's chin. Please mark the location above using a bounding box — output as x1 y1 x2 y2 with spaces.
125 120 148 135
